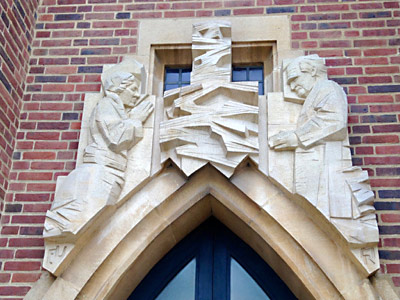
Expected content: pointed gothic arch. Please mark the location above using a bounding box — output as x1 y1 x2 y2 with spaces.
39 163 379 300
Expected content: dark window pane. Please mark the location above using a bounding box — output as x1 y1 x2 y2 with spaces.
165 67 192 91
231 258 270 300
165 69 180 83
232 68 247 81
155 259 196 300
165 84 179 91
232 65 264 95
181 69 191 82
249 68 263 81
258 82 264 95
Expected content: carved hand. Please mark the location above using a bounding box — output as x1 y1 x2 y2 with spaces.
268 130 299 151
129 100 154 123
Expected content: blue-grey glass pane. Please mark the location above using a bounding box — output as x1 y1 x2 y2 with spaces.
231 258 270 300
181 69 191 82
165 69 180 83
155 259 196 300
232 69 247 81
165 84 179 91
181 82 190 87
258 82 264 95
249 68 263 81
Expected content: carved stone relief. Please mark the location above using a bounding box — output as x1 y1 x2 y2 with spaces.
268 54 379 274
160 21 260 177
40 18 383 297
43 58 154 274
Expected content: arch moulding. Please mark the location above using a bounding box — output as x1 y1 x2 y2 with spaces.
26 16 399 300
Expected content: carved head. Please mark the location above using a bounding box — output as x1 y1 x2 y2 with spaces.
102 58 145 107
285 55 327 98
105 72 141 108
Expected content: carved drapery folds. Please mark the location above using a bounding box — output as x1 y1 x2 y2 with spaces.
40 19 382 299
268 54 379 274
43 58 154 275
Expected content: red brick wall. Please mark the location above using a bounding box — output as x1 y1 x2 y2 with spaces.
1 0 400 298
0 0 39 256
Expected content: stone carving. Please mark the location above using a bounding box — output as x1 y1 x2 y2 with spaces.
39 20 382 290
160 21 260 177
43 58 153 272
268 55 379 273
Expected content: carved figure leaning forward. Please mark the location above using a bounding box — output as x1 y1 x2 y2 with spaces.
44 59 153 240
269 55 357 218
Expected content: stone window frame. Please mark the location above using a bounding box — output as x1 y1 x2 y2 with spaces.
135 16 295 99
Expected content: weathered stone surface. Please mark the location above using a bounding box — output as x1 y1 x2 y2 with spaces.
39 17 390 300
160 21 260 178
268 54 379 274
43 58 154 275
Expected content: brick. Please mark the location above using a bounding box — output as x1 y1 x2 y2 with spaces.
0 273 11 283
0 286 30 296
363 29 396 37
205 2 222 8
352 3 383 10
368 85 400 93
325 58 352 66
1 226 19 235
4 261 41 271
164 11 195 18
0 250 14 259
355 57 388 65
366 156 400 166
362 114 397 123
342 29 362 39
22 151 56 160
355 146 373 155
20 226 44 236
376 146 400 154
35 141 69 150
27 183 56 192
5 204 22 213
359 76 393 84
12 215 46 224
14 193 50 202
362 135 399 144
360 11 391 19
370 104 400 113
379 191 400 199
54 13 83 21
93 21 122 28
346 67 365 75
26 132 59 140
379 226 400 235
377 168 400 177
93 4 123 12
308 13 340 21
352 125 370 134
173 2 202 9
12 273 42 283
317 4 348 12
365 67 399 74
23 204 51 213
384 2 399 9
267 6 296 13
353 21 385 28
18 172 53 181
81 48 112 55
354 39 387 47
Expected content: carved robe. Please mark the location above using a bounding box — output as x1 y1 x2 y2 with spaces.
44 94 142 239
293 79 353 218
